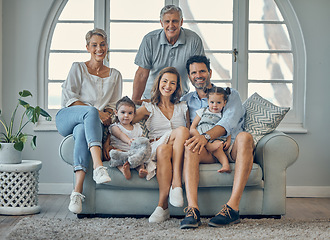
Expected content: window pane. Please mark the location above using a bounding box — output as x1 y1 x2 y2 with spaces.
48 83 62 109
206 53 232 80
185 23 232 51
180 0 233 21
110 0 162 20
109 23 160 50
248 83 292 108
59 0 94 21
249 24 291 50
249 53 293 80
122 82 133 99
249 0 283 21
51 23 94 50
109 52 136 80
49 53 90 80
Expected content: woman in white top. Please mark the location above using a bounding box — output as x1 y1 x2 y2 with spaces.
55 28 122 214
133 67 190 223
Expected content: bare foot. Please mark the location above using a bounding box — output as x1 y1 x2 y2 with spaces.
118 162 131 180
217 165 232 173
138 168 148 178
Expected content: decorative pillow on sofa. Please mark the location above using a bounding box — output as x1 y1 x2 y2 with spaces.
243 92 290 146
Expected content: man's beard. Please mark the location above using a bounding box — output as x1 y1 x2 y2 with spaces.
193 77 211 90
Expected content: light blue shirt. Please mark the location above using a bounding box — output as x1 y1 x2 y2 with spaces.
135 28 204 99
181 88 245 141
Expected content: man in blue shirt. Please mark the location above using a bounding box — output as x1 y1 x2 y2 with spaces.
180 55 255 229
132 5 204 105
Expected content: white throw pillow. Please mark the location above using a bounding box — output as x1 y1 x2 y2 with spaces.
243 92 290 145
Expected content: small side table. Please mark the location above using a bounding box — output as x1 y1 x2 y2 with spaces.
0 160 42 215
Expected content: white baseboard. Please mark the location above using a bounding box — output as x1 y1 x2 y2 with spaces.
286 186 330 198
38 183 330 197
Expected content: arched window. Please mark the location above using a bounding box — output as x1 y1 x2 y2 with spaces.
38 0 306 132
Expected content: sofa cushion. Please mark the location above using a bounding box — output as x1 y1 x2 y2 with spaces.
198 163 263 187
243 92 290 145
98 162 263 190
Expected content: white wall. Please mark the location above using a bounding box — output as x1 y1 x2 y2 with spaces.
1 0 330 196
0 0 2 110
286 0 330 196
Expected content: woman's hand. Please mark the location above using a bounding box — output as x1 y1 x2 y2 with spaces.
99 111 112 126
102 135 113 161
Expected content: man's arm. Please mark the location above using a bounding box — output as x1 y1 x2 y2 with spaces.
132 67 150 105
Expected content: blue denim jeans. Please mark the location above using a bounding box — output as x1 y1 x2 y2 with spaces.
56 106 103 172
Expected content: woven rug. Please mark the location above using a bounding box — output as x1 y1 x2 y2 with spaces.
6 217 330 240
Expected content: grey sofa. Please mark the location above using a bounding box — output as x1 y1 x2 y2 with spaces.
59 130 298 218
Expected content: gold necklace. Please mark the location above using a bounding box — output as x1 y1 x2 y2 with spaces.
88 63 102 75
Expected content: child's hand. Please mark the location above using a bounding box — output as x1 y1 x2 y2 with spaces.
128 138 134 146
223 141 230 151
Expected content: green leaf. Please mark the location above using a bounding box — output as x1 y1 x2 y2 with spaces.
18 99 30 108
14 141 24 151
40 108 52 121
25 106 40 124
18 133 27 143
31 106 41 123
31 136 37 150
19 90 32 98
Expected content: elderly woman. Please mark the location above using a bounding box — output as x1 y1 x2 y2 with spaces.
56 28 122 214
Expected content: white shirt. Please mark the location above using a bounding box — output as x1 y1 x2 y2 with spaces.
196 107 223 118
143 101 188 139
109 122 143 152
61 62 123 110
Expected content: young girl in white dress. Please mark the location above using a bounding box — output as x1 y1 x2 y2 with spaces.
108 96 148 180
133 67 190 223
190 86 232 173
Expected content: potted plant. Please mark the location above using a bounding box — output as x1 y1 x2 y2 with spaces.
0 90 52 164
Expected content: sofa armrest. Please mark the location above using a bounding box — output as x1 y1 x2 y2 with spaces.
58 134 96 214
59 134 74 166
254 130 299 215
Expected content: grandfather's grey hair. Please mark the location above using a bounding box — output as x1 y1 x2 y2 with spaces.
85 28 108 45
160 5 183 21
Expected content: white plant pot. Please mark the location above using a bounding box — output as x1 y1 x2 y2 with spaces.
0 143 22 164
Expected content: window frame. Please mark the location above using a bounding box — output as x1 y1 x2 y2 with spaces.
37 0 306 133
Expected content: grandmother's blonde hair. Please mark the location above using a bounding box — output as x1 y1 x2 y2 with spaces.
85 28 108 45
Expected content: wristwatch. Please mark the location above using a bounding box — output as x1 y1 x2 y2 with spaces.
201 133 211 142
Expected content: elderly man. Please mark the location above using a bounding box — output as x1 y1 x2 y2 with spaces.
132 5 204 105
180 55 255 229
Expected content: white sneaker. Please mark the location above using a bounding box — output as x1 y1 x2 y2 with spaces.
169 186 184 207
68 191 85 214
93 166 111 184
148 206 170 223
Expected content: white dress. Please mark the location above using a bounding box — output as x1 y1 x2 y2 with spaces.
109 122 143 152
143 101 188 180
